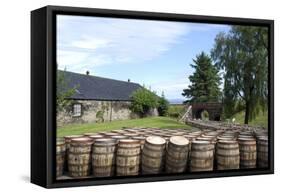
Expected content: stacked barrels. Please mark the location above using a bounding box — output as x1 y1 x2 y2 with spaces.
68 137 94 177
166 136 189 173
142 136 166 174
56 126 269 178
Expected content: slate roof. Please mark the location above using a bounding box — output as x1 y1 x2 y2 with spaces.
58 71 142 101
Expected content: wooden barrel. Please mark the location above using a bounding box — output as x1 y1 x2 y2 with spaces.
92 138 117 177
68 137 94 177
257 136 268 168
56 138 66 177
166 136 189 173
116 139 141 176
64 135 83 172
190 140 215 172
142 136 166 174
216 140 240 170
238 137 256 169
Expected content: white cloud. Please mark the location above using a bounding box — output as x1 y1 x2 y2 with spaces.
150 78 190 100
71 36 111 50
57 15 192 71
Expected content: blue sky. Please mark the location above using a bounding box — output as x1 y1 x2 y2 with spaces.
57 15 230 102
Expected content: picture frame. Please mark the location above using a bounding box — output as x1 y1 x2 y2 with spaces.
31 5 274 188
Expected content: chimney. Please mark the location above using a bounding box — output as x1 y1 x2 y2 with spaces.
86 71 90 75
128 79 130 82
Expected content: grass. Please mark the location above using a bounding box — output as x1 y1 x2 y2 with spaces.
167 104 186 119
57 116 192 137
231 110 268 128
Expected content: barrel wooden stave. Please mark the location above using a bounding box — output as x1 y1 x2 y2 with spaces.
190 141 215 172
116 139 141 176
68 137 93 177
216 140 240 170
142 136 166 174
92 138 117 177
56 138 66 177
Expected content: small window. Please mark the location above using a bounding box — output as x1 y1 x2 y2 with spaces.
73 104 82 117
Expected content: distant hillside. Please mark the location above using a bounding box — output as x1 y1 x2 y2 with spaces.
168 98 185 105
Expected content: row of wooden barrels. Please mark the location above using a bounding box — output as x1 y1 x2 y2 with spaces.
56 128 268 178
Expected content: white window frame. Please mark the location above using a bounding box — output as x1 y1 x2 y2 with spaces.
72 103 82 117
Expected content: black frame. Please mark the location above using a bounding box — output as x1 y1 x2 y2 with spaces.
31 5 274 188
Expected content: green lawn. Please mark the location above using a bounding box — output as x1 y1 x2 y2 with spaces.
57 116 192 137
231 110 268 128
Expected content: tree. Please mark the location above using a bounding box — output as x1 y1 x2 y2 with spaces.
130 87 158 117
56 70 76 112
182 52 221 103
158 92 169 116
211 26 268 124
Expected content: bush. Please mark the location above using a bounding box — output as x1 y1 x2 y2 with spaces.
201 110 209 121
130 88 158 117
168 105 185 119
158 94 169 116
96 111 104 123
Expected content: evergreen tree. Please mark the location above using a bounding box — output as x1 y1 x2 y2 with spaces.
182 52 221 103
158 92 169 116
211 26 268 124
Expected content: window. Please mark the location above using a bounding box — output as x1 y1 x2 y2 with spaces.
73 104 82 117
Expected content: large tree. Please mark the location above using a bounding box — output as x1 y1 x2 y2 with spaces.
56 70 76 112
182 52 221 103
211 26 268 124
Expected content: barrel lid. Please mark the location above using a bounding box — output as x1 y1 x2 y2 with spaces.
71 137 93 143
111 135 128 140
56 137 65 145
218 140 238 144
192 140 211 144
83 132 97 136
257 136 268 141
119 139 140 144
197 137 214 141
111 129 125 133
104 132 119 136
123 133 139 137
238 137 256 141
89 135 104 139
217 136 235 140
64 135 83 139
170 136 189 146
146 136 166 145
132 136 146 141
94 138 117 144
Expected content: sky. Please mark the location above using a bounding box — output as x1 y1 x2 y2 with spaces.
57 15 230 103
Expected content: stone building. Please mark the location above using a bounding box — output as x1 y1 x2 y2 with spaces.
57 71 158 126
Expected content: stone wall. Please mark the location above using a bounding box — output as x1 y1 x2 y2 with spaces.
57 100 145 127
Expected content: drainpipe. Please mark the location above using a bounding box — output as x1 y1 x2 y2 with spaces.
110 101 113 122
